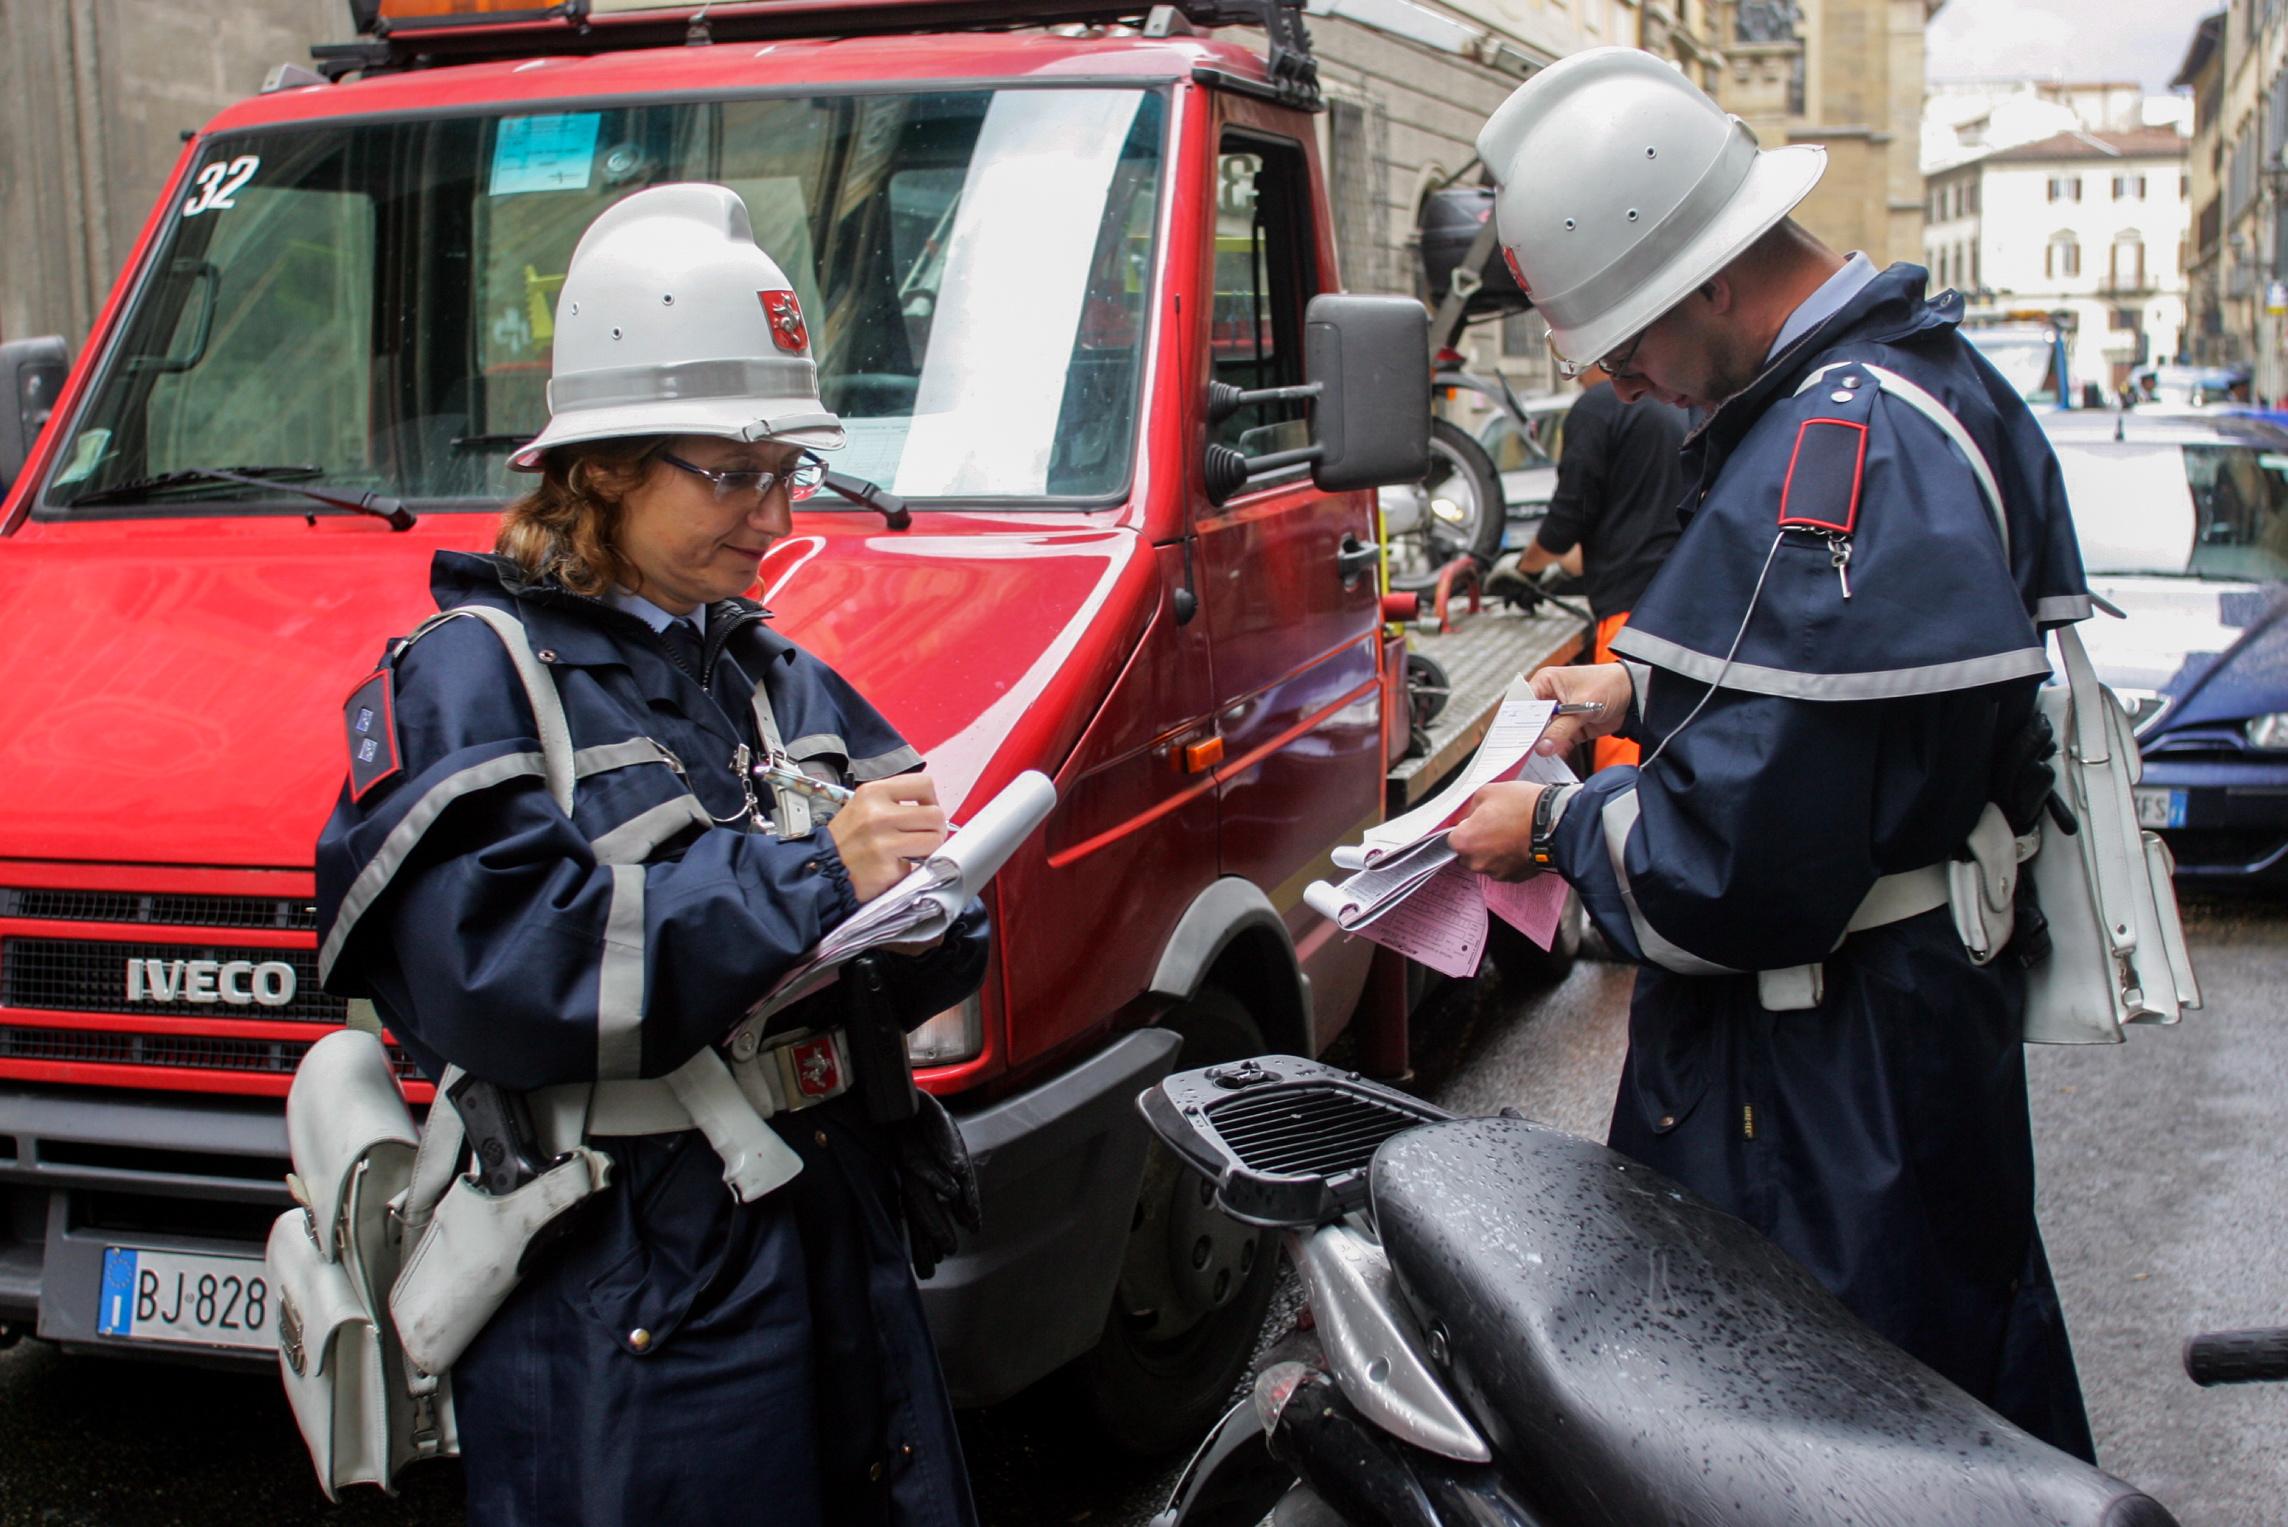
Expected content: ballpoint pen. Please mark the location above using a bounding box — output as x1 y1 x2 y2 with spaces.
753 756 856 807
1552 701 1606 717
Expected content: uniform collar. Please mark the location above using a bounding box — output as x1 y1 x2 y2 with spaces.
427 551 787 666
603 584 704 638
1765 252 1879 364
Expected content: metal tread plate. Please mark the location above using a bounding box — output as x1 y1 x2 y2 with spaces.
1390 605 1587 807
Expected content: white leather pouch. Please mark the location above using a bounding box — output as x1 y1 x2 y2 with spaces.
269 1208 392 1499
2022 625 2202 1042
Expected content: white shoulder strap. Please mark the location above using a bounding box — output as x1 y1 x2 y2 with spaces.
404 606 576 814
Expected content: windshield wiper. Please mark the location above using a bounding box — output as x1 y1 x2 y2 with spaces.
818 470 911 531
67 465 417 530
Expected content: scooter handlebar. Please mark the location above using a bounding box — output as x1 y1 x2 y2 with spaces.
2184 1326 2288 1386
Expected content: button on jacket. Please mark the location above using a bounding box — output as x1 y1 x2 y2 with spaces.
315 549 987 1526
1548 267 2097 1458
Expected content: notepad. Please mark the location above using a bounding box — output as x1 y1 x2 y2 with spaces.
1306 680 1576 978
734 770 1056 1032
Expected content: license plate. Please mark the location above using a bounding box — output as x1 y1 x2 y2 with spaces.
2134 787 2187 830
97 1247 275 1352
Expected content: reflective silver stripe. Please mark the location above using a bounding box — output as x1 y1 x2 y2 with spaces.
2036 593 2093 625
1598 789 1741 976
550 355 818 411
591 798 713 866
575 738 673 778
317 751 550 982
1610 625 2053 700
847 744 923 783
596 863 646 1079
1620 660 1653 723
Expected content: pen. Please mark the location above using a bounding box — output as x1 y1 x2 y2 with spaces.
1553 701 1606 717
753 757 856 807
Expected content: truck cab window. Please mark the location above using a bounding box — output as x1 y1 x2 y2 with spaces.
1212 135 1316 460
43 87 1166 516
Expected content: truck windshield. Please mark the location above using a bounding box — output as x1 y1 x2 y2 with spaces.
43 87 1165 515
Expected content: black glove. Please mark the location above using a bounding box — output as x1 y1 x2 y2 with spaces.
892 1091 982 1280
1995 707 2060 838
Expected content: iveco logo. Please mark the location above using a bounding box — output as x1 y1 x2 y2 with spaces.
123 958 296 1007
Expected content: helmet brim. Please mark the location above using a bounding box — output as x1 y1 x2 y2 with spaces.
508 397 848 472
1546 143 1827 371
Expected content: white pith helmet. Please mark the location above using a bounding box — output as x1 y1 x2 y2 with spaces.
511 182 844 470
1475 47 1827 374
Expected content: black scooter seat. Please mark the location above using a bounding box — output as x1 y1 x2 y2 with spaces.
1372 1116 2175 1527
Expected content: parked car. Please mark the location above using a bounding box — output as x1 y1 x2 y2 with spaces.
2045 409 2288 886
1474 389 1577 546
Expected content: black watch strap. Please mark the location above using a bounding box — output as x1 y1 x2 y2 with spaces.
1529 785 1563 867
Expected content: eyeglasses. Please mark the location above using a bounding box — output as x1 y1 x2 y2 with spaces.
659 450 826 504
1550 326 1650 382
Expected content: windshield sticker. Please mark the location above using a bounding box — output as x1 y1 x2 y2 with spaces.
181 155 259 217
52 429 111 486
490 114 603 196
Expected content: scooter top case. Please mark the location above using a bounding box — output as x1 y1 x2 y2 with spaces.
1372 1116 2176 1527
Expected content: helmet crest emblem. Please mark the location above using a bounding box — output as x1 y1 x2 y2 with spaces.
760 290 809 354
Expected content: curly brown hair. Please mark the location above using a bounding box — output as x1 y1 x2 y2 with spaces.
495 438 664 596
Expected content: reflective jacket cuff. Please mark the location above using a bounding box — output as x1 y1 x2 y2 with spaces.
1549 768 1648 964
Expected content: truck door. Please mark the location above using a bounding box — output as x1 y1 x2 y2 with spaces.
1192 113 1383 1024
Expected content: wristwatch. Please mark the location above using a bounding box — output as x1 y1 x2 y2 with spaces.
1528 784 1564 868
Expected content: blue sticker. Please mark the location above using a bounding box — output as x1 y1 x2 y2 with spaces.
489 113 603 196
99 1249 138 1336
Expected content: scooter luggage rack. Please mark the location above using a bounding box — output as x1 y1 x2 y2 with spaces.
1139 1056 1449 1228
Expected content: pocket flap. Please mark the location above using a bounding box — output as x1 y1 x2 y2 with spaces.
266 1209 374 1381
287 1030 418 1261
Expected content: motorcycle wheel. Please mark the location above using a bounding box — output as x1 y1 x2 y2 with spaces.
1381 420 1507 593
1069 989 1283 1455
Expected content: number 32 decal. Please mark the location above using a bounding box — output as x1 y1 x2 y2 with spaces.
182 155 259 217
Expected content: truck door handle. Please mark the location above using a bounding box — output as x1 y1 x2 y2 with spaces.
1337 535 1380 581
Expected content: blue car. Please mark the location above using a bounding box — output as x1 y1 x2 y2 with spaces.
2046 409 2288 886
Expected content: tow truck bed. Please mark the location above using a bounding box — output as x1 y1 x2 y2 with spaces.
1390 603 1588 809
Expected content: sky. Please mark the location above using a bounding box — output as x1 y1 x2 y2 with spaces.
1925 0 2211 93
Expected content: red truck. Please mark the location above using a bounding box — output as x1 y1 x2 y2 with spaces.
0 0 1579 1451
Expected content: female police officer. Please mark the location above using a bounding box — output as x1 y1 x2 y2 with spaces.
314 184 986 1525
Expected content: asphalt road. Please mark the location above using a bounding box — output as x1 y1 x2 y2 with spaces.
0 902 2276 1524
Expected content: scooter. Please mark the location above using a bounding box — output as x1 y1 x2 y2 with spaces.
1142 1056 2180 1527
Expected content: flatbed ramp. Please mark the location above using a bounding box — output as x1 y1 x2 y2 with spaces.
1389 603 1588 809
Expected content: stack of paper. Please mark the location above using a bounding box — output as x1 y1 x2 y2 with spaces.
735 770 1057 1032
1304 681 1576 979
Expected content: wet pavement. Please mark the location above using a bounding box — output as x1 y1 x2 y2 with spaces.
0 902 2277 1524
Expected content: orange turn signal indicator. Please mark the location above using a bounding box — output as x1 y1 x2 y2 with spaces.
1182 736 1225 774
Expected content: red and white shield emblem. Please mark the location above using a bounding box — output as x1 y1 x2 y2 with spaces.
791 1035 841 1098
760 290 809 354
1502 246 1533 300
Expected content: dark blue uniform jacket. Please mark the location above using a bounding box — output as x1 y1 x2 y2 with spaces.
1551 267 2098 1458
315 551 986 1527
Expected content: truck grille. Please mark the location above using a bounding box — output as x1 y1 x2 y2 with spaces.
0 1026 417 1079
1 938 344 1024
0 888 318 931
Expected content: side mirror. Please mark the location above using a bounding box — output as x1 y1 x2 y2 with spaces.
1304 294 1430 492
1201 294 1430 505
0 336 71 501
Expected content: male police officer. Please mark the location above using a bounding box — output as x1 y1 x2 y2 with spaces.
1448 49 2098 1457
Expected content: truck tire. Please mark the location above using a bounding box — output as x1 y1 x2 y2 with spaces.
1484 885 1584 988
1069 987 1282 1455
1383 420 1506 593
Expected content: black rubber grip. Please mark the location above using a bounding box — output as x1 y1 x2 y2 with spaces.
2184 1328 2288 1386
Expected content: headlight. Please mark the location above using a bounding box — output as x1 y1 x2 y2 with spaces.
2245 712 2288 750
2114 688 2168 733
905 994 983 1066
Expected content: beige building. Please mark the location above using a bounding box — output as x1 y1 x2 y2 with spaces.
1712 0 1939 267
